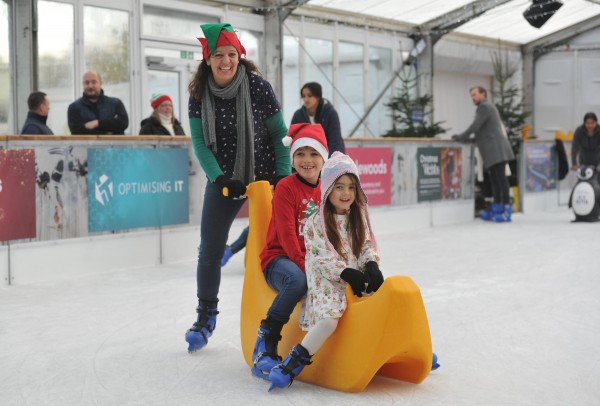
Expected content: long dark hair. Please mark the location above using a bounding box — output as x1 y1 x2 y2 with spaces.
188 58 261 100
323 173 366 260
583 112 598 123
301 82 324 121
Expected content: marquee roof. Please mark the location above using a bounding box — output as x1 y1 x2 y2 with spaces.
303 0 600 44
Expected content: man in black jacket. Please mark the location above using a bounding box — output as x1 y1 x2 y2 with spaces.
21 91 54 135
67 71 129 135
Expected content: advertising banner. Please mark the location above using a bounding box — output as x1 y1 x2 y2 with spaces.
441 147 463 200
417 147 442 202
87 148 189 232
34 145 88 239
346 147 391 206
0 149 36 241
524 143 556 192
416 147 463 202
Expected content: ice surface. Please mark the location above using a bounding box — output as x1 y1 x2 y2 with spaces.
1 207 599 405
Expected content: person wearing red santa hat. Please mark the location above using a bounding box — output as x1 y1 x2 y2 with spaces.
139 93 186 136
249 122 329 381
185 23 291 353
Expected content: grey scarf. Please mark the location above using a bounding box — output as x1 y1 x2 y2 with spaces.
202 63 255 185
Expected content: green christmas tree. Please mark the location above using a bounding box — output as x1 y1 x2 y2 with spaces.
384 69 446 138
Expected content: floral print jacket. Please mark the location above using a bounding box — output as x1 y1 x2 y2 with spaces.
299 211 379 331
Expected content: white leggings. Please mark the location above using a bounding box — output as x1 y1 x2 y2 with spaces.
300 318 339 355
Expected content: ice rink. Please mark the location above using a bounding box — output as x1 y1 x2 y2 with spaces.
1 207 599 406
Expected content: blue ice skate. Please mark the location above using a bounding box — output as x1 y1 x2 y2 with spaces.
251 319 283 380
221 246 233 267
494 204 512 222
431 353 440 370
185 301 218 353
268 344 312 391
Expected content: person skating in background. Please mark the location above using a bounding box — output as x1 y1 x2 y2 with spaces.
139 93 186 136
571 112 600 184
184 23 291 352
267 151 384 390
452 86 514 222
251 123 329 381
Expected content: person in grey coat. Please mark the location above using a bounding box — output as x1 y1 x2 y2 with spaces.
453 86 514 222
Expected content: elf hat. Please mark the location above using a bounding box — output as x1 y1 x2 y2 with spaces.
150 93 172 110
197 23 246 61
282 123 329 162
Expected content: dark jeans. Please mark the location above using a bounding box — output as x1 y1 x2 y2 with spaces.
196 180 246 302
263 256 307 324
487 161 510 205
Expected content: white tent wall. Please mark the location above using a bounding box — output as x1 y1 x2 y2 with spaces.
534 26 600 139
432 38 522 137
280 17 413 137
433 71 491 137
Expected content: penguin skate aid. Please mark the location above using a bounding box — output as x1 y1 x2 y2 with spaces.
569 165 600 222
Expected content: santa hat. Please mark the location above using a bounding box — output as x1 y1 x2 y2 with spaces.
282 123 329 162
197 23 246 61
150 93 172 110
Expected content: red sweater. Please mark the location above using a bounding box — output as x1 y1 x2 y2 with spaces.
260 174 321 272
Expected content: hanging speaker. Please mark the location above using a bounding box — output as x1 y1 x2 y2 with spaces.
523 0 563 28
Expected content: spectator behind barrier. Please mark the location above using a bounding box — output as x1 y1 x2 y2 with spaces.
21 91 54 135
67 71 129 135
139 93 186 136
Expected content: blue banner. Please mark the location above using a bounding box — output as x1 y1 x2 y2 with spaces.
88 148 189 232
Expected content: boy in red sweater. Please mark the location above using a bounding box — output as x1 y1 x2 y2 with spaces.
251 123 329 380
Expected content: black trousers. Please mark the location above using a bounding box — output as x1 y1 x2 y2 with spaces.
487 161 510 205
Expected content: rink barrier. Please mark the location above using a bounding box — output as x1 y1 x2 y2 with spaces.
0 136 564 285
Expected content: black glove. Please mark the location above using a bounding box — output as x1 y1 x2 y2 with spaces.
214 175 246 199
364 261 384 293
340 268 366 297
272 175 287 190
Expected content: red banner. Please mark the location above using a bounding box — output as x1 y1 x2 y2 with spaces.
0 149 36 241
346 147 392 206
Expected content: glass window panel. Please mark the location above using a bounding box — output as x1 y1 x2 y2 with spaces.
0 1 10 134
368 46 393 137
145 47 202 61
305 38 333 107
145 70 181 121
84 6 130 134
338 41 364 137
38 1 74 135
282 35 299 126
238 29 262 69
142 6 218 42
